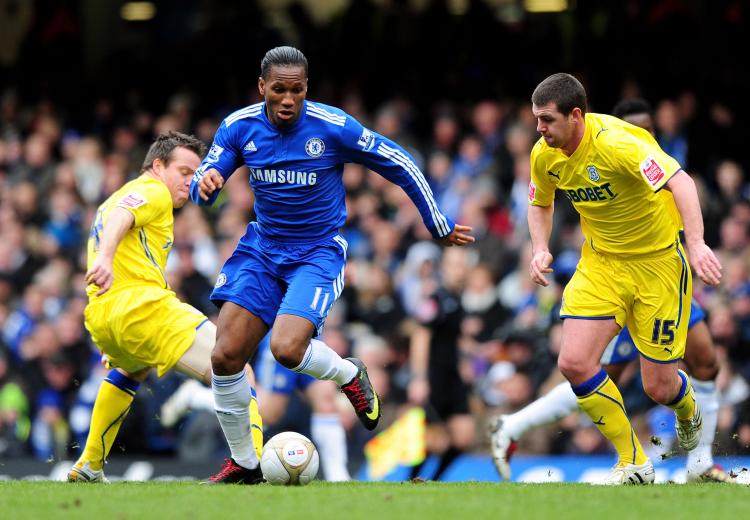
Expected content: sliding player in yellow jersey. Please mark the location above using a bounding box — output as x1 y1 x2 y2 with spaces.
68 132 263 483
527 74 722 484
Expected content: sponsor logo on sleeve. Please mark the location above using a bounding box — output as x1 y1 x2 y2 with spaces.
640 156 666 186
528 181 537 202
118 193 146 209
357 128 375 151
207 144 224 163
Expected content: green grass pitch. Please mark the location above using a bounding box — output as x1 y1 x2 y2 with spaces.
1 481 747 520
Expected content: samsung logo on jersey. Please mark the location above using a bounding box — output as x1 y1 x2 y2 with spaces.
250 168 317 186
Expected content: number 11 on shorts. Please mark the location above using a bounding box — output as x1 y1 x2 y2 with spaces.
310 287 330 317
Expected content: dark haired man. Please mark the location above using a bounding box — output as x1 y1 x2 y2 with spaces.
491 98 733 483
522 74 721 484
192 46 474 483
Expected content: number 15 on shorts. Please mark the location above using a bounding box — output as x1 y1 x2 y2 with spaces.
651 318 675 345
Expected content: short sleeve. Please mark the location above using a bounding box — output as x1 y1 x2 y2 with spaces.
617 129 682 192
114 182 171 228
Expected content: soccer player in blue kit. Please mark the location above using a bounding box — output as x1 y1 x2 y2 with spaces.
191 46 475 483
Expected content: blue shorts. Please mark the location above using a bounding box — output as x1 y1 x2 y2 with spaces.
253 333 314 394
211 223 348 335
601 301 706 365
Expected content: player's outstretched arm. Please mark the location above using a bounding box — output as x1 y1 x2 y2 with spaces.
436 224 475 247
666 170 722 286
87 207 134 296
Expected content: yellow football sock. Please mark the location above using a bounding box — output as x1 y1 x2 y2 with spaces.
668 370 697 421
249 390 263 460
574 368 648 466
78 370 138 471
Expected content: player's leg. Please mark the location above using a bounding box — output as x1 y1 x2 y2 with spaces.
207 302 269 483
490 335 632 480
306 380 351 481
69 366 150 482
71 290 205 482
560 317 651 482
490 381 577 479
640 360 701 450
681 319 730 481
272 238 380 430
162 321 264 460
632 245 701 453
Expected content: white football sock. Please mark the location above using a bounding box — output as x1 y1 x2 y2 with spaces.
293 338 358 387
687 378 719 475
212 371 258 470
502 382 578 440
311 413 351 481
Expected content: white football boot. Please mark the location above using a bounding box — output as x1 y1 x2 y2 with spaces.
489 415 518 481
67 461 109 483
597 460 655 485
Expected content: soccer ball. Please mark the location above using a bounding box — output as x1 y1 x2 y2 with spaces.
260 431 319 485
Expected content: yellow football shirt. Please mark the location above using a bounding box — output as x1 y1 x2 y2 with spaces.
87 175 174 298
529 113 682 257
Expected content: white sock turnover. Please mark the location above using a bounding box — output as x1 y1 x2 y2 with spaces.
293 338 358 387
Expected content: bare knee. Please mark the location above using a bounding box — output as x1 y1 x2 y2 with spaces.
558 354 595 384
211 338 247 375
642 377 677 405
270 335 306 369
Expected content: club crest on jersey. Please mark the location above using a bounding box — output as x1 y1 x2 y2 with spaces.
305 137 325 158
587 165 600 181
214 273 227 288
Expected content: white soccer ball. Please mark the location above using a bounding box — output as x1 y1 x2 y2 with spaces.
260 431 319 485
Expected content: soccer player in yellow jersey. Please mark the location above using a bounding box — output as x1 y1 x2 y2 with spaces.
527 74 723 484
68 132 263 484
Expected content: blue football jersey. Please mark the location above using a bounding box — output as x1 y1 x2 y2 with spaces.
190 100 454 243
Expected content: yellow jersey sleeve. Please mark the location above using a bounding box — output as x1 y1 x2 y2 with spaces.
615 127 682 192
114 182 172 228
529 139 556 206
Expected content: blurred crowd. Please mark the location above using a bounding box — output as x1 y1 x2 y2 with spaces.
0 79 749 474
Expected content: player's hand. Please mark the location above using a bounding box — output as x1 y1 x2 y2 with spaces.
86 256 114 296
529 250 554 287
197 169 224 201
407 376 430 405
437 224 475 247
686 240 722 286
